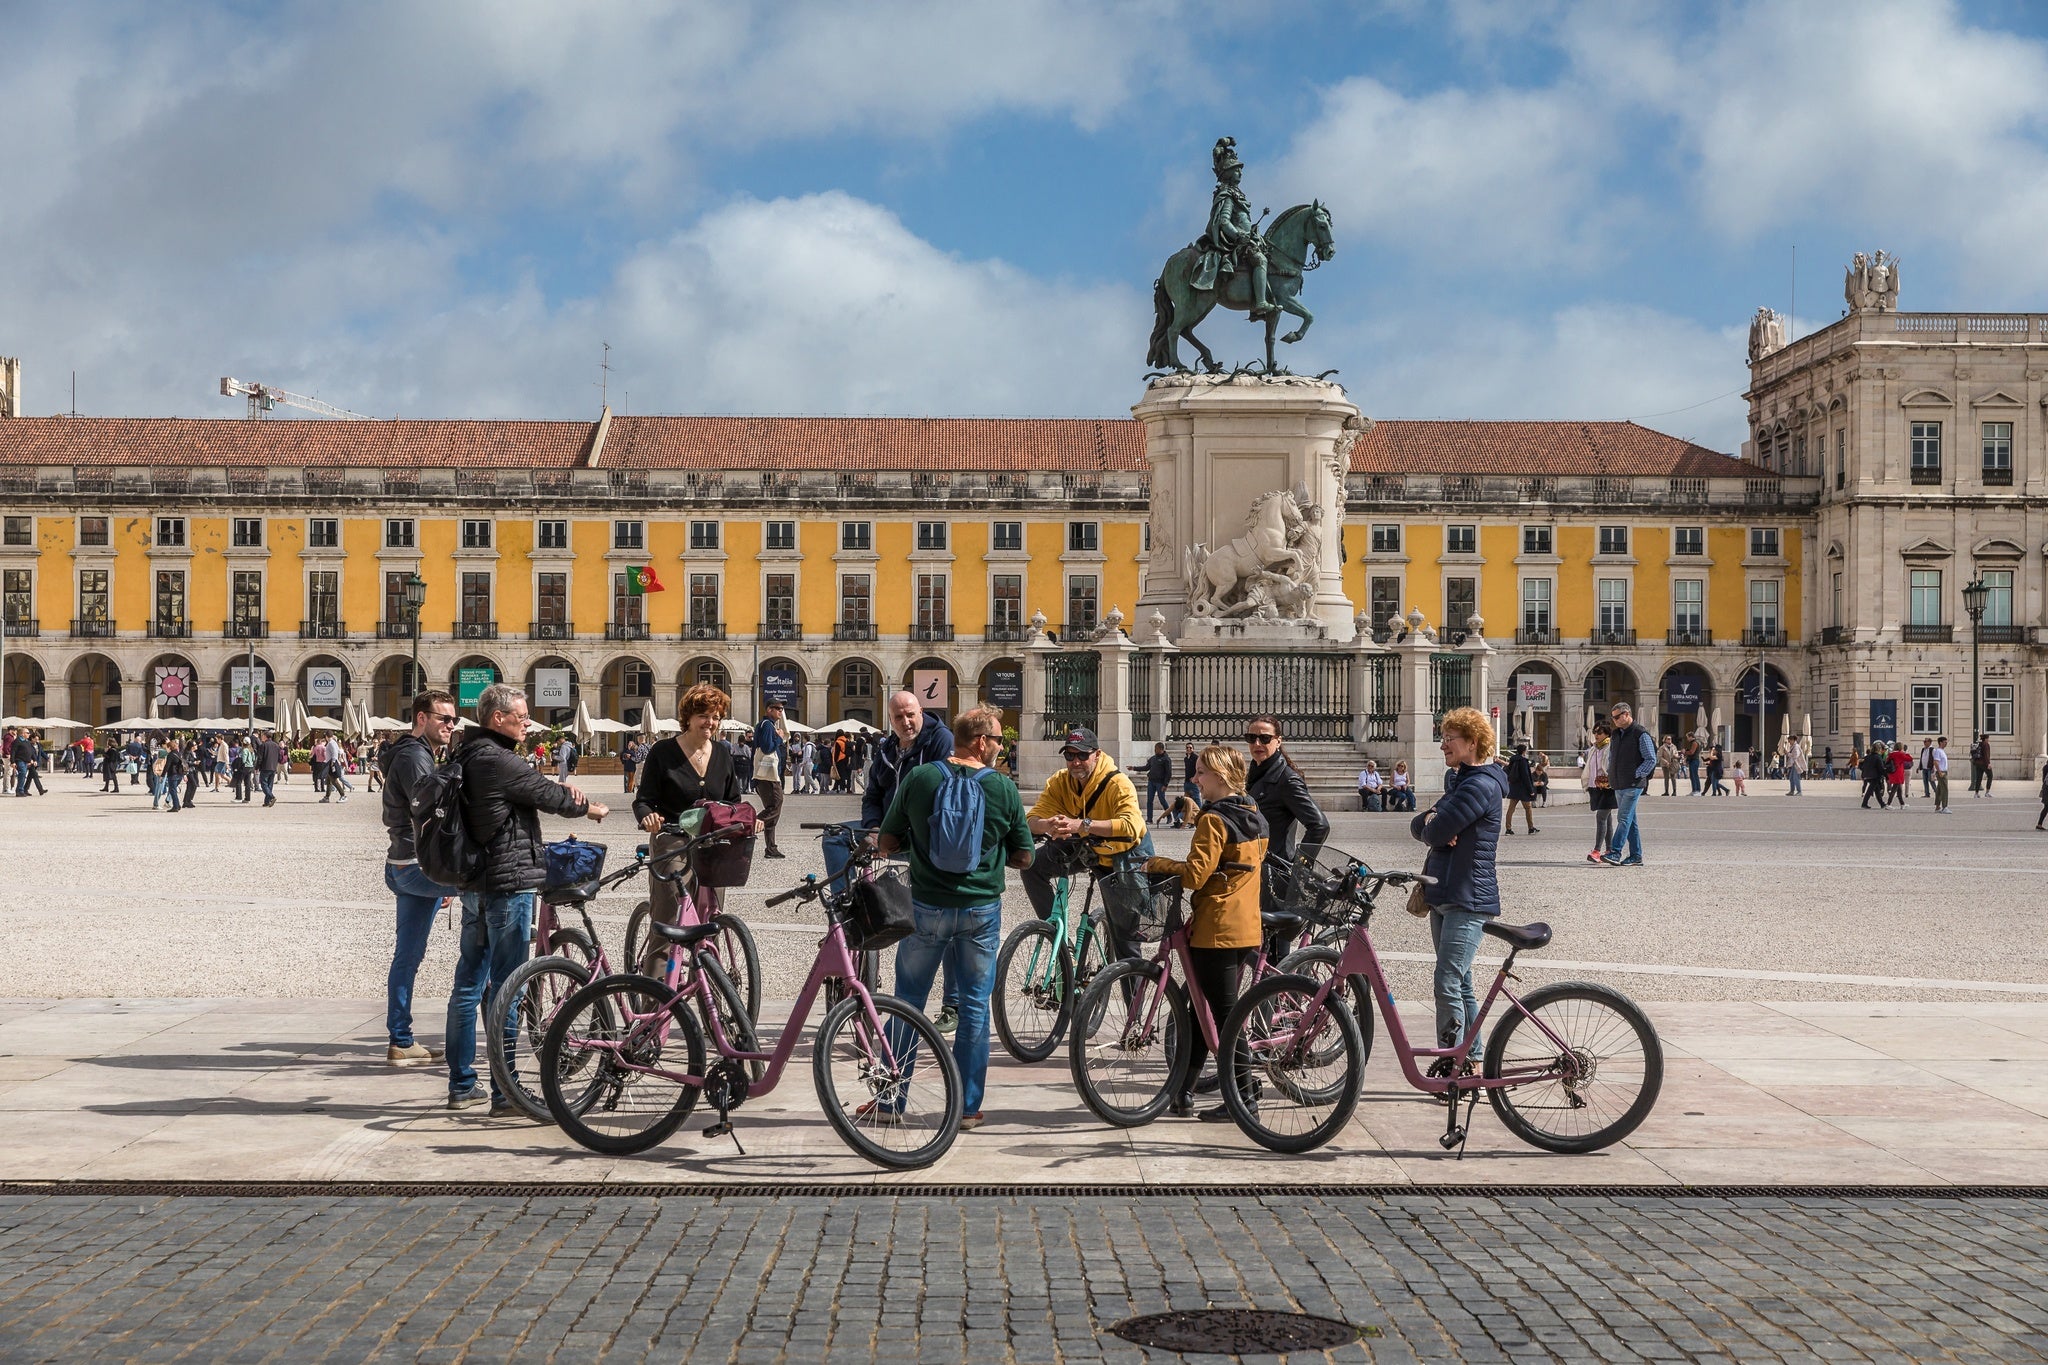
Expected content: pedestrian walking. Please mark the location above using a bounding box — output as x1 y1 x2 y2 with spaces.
1859 745 1887 808
2036 755 2048 830
1731 758 1747 796
1975 735 1995 796
98 742 120 792
329 746 354 803
752 700 788 859
1658 738 1680 796
1599 702 1656 866
1582 722 1615 864
1932 736 1951 814
876 705 1031 1133
1919 739 1936 799
1502 744 1538 834
255 734 282 806
1138 742 1172 824
1704 745 1728 796
180 740 199 809
158 742 186 812
1412 707 1508 1068
383 690 461 1067
1785 737 1804 795
1145 744 1269 1123
621 737 642 794
444 682 606 1115
1887 743 1911 807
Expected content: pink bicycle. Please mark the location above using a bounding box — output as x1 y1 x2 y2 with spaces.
1220 852 1663 1156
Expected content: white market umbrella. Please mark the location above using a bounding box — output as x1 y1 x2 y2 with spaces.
1803 713 1812 743
810 718 878 735
718 719 752 735
369 715 410 732
584 717 637 734
4 715 84 730
574 697 595 744
305 716 343 732
782 718 815 734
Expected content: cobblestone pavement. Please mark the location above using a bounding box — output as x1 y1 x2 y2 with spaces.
1 1193 2045 1363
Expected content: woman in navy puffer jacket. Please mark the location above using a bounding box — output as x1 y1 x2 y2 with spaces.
1409 706 1507 1058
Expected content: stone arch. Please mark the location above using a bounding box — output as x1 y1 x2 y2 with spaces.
1733 663 1793 756
678 656 732 698
600 655 654 725
1658 660 1715 740
371 654 430 719
3 652 47 718
1580 660 1640 721
525 655 581 726
828 656 883 726
755 656 808 724
214 653 276 722
296 654 351 714
1502 659 1563 752
67 653 122 726
900 654 961 722
146 651 202 717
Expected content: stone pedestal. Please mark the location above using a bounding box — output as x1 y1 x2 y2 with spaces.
1133 374 1364 644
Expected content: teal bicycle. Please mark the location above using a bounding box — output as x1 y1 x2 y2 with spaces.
992 839 1120 1063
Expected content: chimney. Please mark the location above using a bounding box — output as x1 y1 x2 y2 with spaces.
0 358 18 418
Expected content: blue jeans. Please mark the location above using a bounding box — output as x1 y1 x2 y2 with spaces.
445 890 534 1101
1145 779 1168 822
1429 906 1490 1049
149 773 165 807
826 824 955 1009
258 771 276 802
1687 760 1701 794
386 862 457 1047
1606 787 1644 862
163 777 181 811
1789 767 1804 794
889 897 1001 1116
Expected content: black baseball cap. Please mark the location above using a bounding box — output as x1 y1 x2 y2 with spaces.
1061 728 1100 754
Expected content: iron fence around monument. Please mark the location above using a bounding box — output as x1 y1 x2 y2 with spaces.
1129 652 1154 742
1166 653 1351 743
1430 652 1472 739
1364 654 1399 742
1043 651 1100 740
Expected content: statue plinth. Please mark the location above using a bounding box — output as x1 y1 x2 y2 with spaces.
1133 373 1364 645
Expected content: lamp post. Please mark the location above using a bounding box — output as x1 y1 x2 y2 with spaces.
1963 576 1989 743
404 573 428 703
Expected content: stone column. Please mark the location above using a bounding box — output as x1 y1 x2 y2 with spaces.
1395 612 1444 790
804 680 828 729
1463 616 1495 741
1095 609 1135 770
119 679 145 725
1347 610 1385 747
1017 612 1057 788
1144 610 1177 746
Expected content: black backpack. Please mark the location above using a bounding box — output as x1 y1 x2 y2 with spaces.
410 751 486 891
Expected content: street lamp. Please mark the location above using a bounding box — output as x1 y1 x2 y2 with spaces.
404 573 428 701
1963 575 1990 741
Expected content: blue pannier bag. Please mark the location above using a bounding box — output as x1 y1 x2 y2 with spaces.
927 764 999 874
543 836 607 893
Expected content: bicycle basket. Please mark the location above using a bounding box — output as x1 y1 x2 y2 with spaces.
690 832 756 889
542 837 607 895
845 866 915 950
1271 847 1368 925
1105 871 1181 944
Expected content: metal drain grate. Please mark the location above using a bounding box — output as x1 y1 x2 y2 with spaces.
1111 1309 1362 1355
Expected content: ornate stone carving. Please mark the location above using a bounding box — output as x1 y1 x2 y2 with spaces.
1747 307 1787 364
1844 251 1901 313
1182 486 1323 624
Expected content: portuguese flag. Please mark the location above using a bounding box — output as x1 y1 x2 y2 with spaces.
625 565 664 595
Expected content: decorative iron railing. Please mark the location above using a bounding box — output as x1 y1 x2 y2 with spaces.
1042 651 1100 740
1165 652 1350 742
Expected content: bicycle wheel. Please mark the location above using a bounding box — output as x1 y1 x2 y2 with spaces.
993 919 1073 1063
548 925 597 972
1067 959 1186 1128
486 954 592 1123
696 953 763 1082
708 914 762 1021
1275 945 1377 1071
1072 909 1113 997
540 973 704 1155
813 992 962 1170
1483 982 1663 1154
1220 971 1364 1155
622 900 653 973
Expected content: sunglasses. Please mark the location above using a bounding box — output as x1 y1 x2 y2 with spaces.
1061 749 1090 760
1244 733 1278 745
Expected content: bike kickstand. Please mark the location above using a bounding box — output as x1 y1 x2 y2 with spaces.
1454 1088 1481 1160
702 1108 746 1155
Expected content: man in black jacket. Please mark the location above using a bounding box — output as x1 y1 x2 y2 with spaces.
254 735 283 806
444 682 607 1114
381 690 461 1067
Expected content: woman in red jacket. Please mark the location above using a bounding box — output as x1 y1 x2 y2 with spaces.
1886 743 1912 806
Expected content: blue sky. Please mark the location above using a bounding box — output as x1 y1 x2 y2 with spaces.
9 0 2048 452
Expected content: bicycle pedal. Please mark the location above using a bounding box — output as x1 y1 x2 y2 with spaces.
1438 1127 1465 1151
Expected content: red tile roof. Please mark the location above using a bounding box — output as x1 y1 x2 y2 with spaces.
0 414 1758 478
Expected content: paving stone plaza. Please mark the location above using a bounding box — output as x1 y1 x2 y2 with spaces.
1 777 2046 1359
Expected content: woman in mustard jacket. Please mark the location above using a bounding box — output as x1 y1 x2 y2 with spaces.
1145 744 1269 1121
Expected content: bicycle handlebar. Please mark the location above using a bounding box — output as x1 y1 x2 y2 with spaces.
765 876 818 908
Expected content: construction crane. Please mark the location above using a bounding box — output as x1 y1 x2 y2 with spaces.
219 377 373 420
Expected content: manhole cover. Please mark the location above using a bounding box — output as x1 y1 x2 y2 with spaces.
1109 1308 1362 1355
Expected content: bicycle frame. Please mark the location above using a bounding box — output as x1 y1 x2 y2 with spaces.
1019 873 1104 996
1130 913 1278 1058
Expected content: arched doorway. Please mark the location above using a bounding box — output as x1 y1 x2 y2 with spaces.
901 656 958 724
68 654 121 726
1658 662 1714 741
296 655 350 715
3 654 46 718
978 657 1024 738
679 657 731 699
1503 662 1560 751
525 657 580 728
1581 662 1639 740
828 658 880 726
148 652 201 719
216 655 275 723
1734 663 1792 756
372 656 430 720
601 656 653 725
448 655 503 714
757 657 806 723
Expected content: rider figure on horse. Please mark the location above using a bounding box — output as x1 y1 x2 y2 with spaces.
1193 137 1277 319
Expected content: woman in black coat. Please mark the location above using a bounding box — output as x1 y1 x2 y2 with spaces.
1244 715 1330 953
1502 744 1537 834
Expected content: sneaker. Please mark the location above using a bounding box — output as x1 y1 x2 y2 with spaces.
387 1042 442 1066
1166 1094 1195 1119
1585 850 1603 864
1617 858 1644 867
446 1088 486 1111
765 847 786 859
1599 854 1623 866
935 1005 959 1035
853 1099 902 1126
958 1113 985 1132
488 1102 526 1120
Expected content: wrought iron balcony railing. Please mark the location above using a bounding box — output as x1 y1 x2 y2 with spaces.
910 624 955 642
1515 626 1558 645
833 623 877 641
452 620 499 640
1588 628 1636 647
530 620 576 641
1 618 37 638
1899 624 1951 644
148 619 191 639
379 619 417 639
1665 628 1712 646
604 622 649 641
71 618 113 638
684 623 726 641
299 620 348 640
757 621 804 641
223 619 268 640
1742 627 1790 647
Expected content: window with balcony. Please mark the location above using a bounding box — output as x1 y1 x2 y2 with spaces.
154 569 187 633
992 574 1023 633
537 519 569 550
1370 524 1401 554
764 520 796 551
307 518 339 549
459 572 493 636
230 571 264 636
916 521 948 551
383 572 412 633
2 570 30 632
1985 684 2015 735
384 519 415 550
1672 579 1704 640
689 521 720 551
230 518 263 549
1596 579 1629 638
1066 575 1099 633
1520 578 1553 638
763 573 797 637
688 574 720 634
612 520 643 551
1828 685 1840 735
915 573 949 638
1982 567 2015 627
1749 579 1781 641
1444 577 1476 632
156 517 186 548
1911 684 1943 736
77 516 108 547
1369 576 1401 635
1792 432 1808 475
1909 569 1943 629
992 521 1023 552
1831 572 1843 629
1522 525 1552 556
1983 421 2014 486
1910 421 1942 484
535 573 569 637
461 519 493 550
610 573 644 634
76 569 109 634
1674 526 1703 556
841 521 872 552
839 574 872 631
1597 526 1628 556
306 571 339 636
1067 521 1099 553
1750 527 1780 558
1445 525 1476 555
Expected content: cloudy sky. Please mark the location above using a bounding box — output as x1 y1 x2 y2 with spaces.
7 0 2048 451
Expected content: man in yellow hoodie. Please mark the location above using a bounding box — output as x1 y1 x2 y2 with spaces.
1023 728 1152 962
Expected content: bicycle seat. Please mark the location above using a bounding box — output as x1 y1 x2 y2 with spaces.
541 885 594 906
1482 920 1552 951
650 920 723 948
1260 910 1305 936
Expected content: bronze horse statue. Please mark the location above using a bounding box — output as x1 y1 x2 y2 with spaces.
1147 201 1335 374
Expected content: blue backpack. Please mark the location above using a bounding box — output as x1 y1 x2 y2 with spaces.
927 763 1000 874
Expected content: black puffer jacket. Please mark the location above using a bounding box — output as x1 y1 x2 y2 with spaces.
1247 752 1330 865
454 728 589 893
1409 761 1507 917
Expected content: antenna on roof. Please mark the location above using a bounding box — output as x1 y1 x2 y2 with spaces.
68 371 80 418
596 342 611 408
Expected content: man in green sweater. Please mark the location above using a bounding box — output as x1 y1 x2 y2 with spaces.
878 705 1032 1132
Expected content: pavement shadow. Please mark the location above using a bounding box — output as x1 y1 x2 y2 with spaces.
82 1096 426 1128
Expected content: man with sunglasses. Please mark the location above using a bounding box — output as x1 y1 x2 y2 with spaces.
379 689 462 1067
1022 728 1152 965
